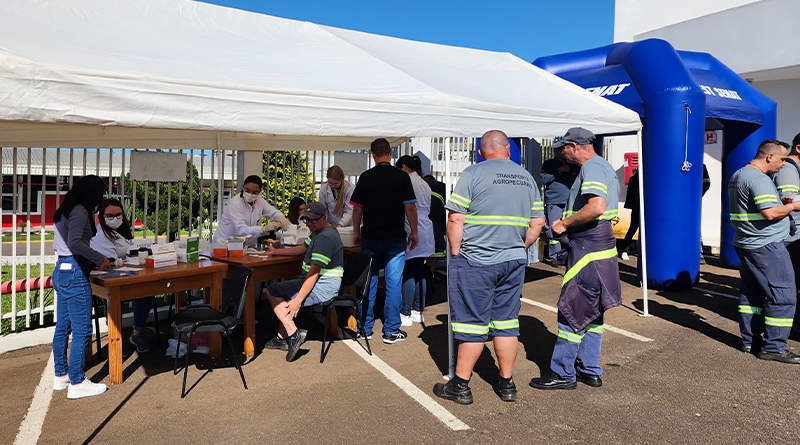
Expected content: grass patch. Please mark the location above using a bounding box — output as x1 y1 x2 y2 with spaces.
2 233 55 242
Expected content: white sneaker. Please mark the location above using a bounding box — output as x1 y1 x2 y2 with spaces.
409 311 424 323
53 375 70 391
620 252 630 261
400 314 413 327
67 379 107 399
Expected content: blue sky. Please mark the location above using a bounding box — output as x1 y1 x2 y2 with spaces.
199 0 615 62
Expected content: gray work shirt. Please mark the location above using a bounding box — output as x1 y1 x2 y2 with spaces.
564 156 620 233
446 158 544 265
729 166 789 250
773 159 800 243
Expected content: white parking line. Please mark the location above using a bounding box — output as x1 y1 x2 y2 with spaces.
14 353 55 445
344 340 470 431
520 298 654 342
691 287 738 300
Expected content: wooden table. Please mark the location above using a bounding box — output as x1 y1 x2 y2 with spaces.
211 246 361 357
90 260 227 384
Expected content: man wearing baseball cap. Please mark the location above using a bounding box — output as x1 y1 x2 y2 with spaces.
263 201 344 362
531 127 622 390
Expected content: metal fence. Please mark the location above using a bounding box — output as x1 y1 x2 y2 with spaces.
1 137 567 335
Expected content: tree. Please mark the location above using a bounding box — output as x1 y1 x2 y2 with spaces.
262 151 316 214
123 158 217 238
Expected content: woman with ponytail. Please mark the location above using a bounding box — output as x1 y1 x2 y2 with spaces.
318 165 354 227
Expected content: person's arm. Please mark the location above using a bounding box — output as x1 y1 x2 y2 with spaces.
447 211 465 256
525 217 546 249
753 175 797 220
404 202 418 250
264 244 307 256
261 200 290 229
67 207 111 269
352 206 363 246
286 264 320 319
761 202 800 220
554 195 606 234
228 200 266 238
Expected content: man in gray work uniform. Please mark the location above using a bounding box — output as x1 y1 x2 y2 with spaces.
433 130 545 405
773 135 800 295
732 139 800 363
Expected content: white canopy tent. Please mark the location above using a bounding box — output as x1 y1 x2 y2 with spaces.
0 0 641 149
0 0 649 378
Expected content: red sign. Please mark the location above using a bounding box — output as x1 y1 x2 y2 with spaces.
705 131 718 144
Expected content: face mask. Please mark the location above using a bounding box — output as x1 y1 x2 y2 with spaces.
243 192 259 204
105 216 123 229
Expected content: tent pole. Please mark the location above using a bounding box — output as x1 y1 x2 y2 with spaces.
444 137 454 380
637 130 652 317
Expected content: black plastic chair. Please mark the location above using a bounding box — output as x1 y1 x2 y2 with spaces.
309 252 373 364
92 295 161 360
172 266 253 398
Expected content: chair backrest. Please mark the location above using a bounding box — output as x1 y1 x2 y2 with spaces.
229 266 253 320
341 252 372 300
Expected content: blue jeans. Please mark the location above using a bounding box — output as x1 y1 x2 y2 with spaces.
52 256 93 384
401 257 426 316
360 238 406 335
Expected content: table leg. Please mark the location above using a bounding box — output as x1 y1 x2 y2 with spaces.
244 279 256 357
206 275 222 358
174 291 186 313
107 287 123 385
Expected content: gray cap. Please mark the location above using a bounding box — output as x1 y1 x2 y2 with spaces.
552 127 595 148
301 201 327 220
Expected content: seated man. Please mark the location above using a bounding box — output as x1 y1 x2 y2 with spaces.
263 201 344 362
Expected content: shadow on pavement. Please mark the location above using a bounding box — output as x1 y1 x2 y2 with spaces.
632 299 742 350
82 377 148 445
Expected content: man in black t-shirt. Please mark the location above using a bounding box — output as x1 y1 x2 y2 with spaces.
350 138 418 344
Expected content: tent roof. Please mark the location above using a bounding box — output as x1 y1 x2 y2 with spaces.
0 0 641 150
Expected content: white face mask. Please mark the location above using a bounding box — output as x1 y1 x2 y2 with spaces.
243 192 259 204
105 216 123 229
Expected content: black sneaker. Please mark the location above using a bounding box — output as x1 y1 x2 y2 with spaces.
285 329 307 362
265 335 288 351
357 330 373 340
383 330 408 344
495 381 517 402
756 349 800 364
433 381 473 405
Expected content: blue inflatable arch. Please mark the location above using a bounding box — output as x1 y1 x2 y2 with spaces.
534 39 776 290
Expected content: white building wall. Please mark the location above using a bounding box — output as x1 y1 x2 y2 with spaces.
614 0 760 43
753 79 800 143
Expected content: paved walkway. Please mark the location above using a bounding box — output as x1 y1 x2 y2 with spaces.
3 257 800 444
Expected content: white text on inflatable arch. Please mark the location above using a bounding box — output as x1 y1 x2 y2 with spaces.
699 85 742 100
586 83 630 97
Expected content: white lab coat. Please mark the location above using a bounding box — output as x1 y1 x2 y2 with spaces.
318 181 354 227
406 172 434 259
212 194 284 246
90 224 134 259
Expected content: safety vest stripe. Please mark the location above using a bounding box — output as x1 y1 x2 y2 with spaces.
320 268 344 277
305 238 311 246
311 253 331 265
754 197 778 204
449 193 471 208
582 181 608 191
777 184 799 191
301 262 310 271
581 185 609 194
465 215 530 227
557 329 584 343
452 322 490 335
562 209 618 220
431 191 446 205
586 324 605 334
738 305 762 314
764 317 793 327
429 252 446 258
730 213 765 221
489 319 519 330
532 201 544 211
465 220 528 227
753 194 778 200
562 247 618 286
549 239 559 245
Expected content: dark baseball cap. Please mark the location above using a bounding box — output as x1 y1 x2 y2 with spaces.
301 201 327 220
552 127 596 148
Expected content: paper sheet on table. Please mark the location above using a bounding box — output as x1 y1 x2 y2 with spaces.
90 270 104 276
115 267 143 271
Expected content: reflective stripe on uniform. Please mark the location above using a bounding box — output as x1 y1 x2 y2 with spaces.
431 191 446 205
764 316 793 327
730 213 766 221
557 329 584 343
452 322 490 335
489 319 519 330
311 253 331 265
464 215 529 227
320 267 344 277
301 262 310 272
561 247 618 286
531 201 544 211
777 184 800 192
753 194 778 205
586 324 604 334
738 305 762 314
449 193 471 208
563 209 618 221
